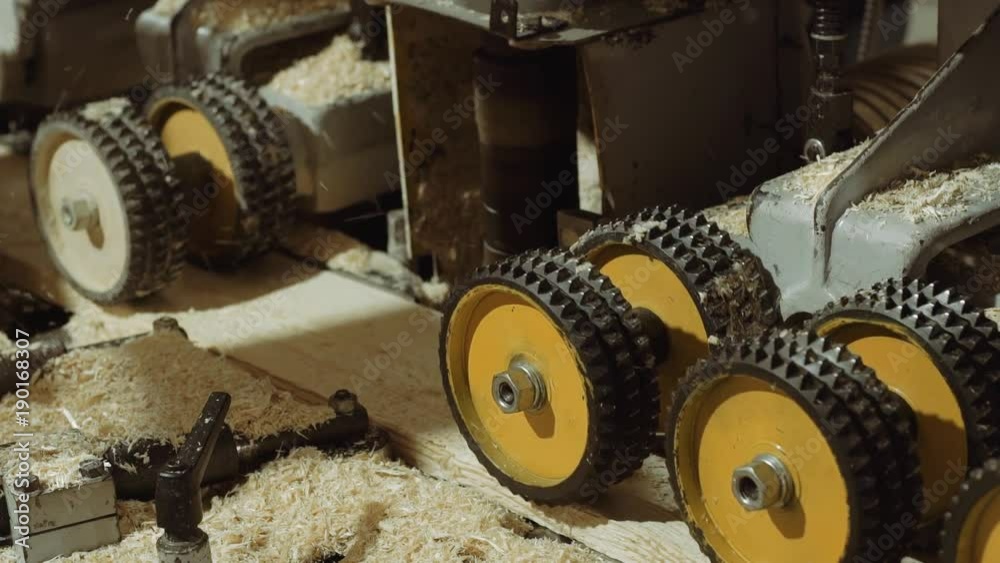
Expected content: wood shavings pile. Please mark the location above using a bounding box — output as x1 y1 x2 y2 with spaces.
0 331 333 446
787 141 869 200
0 431 103 491
703 196 750 237
12 449 603 562
79 98 128 122
268 35 392 105
193 0 349 31
854 158 1000 223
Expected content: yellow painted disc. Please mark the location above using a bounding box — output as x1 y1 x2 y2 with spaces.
815 315 968 521
673 372 851 562
148 99 241 256
956 488 1000 563
445 283 591 489
573 208 780 433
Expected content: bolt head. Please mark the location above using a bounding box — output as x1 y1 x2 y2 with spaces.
732 454 791 511
330 389 358 416
492 367 538 414
153 317 188 338
803 138 827 162
79 458 109 481
59 196 97 231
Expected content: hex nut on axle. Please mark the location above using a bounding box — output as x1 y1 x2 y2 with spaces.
731 453 794 511
330 390 358 416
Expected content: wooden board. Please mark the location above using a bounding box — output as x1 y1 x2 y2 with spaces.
0 150 705 563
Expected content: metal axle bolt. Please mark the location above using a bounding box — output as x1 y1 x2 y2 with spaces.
79 458 109 481
330 389 358 416
153 316 188 339
731 453 794 511
492 358 547 414
60 195 98 231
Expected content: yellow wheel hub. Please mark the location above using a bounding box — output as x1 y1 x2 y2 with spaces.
586 244 709 423
151 101 240 254
957 489 1000 563
815 316 967 520
445 284 590 486
674 374 850 563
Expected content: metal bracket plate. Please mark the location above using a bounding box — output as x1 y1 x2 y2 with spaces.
748 5 1000 315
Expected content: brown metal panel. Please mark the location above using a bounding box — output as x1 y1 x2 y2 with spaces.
939 0 1000 61
389 7 485 280
581 1 780 216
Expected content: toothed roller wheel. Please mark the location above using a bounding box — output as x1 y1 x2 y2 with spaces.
0 284 71 336
667 331 915 563
28 101 188 304
145 74 295 268
940 459 1000 563
810 278 1000 526
440 250 658 502
571 206 780 426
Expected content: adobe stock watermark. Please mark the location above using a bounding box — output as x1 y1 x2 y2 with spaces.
672 0 752 73
877 0 933 40
510 116 629 234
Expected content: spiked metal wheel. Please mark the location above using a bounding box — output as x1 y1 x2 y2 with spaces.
810 279 1000 525
29 101 188 303
440 250 658 502
667 331 919 563
572 206 780 426
940 459 1000 563
145 74 295 268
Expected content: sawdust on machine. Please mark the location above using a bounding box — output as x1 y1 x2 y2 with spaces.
17 448 603 563
268 35 392 105
193 0 350 31
0 331 333 448
854 157 1000 223
787 141 870 199
703 196 750 238
578 132 602 214
0 431 105 492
